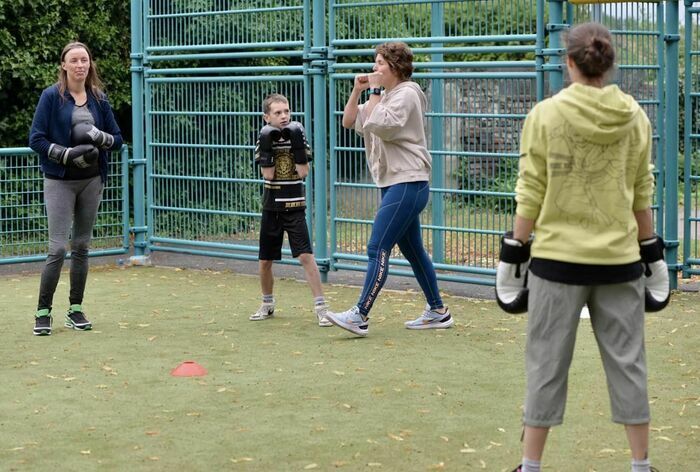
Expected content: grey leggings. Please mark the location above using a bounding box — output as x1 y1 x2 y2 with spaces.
38 176 103 311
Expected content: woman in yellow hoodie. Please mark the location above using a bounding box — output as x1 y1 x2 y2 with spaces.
506 23 662 472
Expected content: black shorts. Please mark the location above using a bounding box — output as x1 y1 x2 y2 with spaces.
259 210 312 260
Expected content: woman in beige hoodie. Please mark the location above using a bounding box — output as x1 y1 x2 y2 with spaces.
324 42 453 337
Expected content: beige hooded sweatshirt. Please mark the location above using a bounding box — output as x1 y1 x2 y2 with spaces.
355 81 432 188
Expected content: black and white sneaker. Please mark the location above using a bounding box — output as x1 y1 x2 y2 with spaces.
33 312 53 336
65 305 92 331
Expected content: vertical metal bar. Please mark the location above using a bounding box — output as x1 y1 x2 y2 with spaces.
313 0 329 280
121 145 131 250
656 2 666 237
683 0 693 278
131 0 147 258
431 2 445 263
664 0 680 289
536 0 545 101
548 0 564 93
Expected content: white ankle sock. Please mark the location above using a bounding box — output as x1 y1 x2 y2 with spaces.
521 458 541 472
631 458 651 472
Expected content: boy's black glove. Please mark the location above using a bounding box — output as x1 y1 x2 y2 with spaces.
282 121 311 164
255 125 282 167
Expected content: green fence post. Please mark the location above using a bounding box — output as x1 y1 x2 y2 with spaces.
430 2 445 264
683 0 693 278
130 0 148 262
312 0 329 282
536 0 546 101
664 0 680 289
548 0 565 94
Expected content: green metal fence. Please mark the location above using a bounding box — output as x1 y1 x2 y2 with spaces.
3 0 697 288
328 0 540 284
684 0 700 276
136 0 314 267
0 147 131 264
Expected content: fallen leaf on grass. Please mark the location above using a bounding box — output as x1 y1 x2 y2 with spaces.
145 431 159 436
304 464 318 469
217 388 227 393
367 463 382 467
147 336 157 342
80 450 91 455
388 433 403 441
460 448 476 453
230 457 254 463
428 463 445 470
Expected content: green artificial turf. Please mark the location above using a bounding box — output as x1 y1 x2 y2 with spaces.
1 265 698 471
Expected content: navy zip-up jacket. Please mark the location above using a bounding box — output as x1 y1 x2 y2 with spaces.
29 84 123 182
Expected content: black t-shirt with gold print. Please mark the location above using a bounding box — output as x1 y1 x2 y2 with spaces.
254 137 312 212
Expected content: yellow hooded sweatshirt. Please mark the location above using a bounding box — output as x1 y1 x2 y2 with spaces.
516 82 654 266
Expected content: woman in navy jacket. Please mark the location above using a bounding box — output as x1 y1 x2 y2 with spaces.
28 41 122 336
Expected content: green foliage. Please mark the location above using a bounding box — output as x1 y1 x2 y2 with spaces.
0 0 131 147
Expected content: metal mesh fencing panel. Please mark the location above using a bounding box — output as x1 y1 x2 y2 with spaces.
329 0 539 284
143 1 310 263
684 4 700 276
0 148 130 264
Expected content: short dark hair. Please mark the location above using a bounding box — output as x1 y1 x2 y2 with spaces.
262 93 288 114
375 42 414 81
565 22 615 78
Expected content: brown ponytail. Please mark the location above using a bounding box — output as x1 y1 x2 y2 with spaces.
565 23 615 78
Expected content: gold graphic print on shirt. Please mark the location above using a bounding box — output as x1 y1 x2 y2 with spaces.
274 150 298 179
548 122 630 230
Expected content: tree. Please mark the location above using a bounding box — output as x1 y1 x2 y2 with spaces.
0 0 131 147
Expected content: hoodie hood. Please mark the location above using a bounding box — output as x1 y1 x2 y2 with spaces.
553 83 641 144
386 80 427 112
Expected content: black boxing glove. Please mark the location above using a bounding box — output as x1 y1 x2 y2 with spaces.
255 125 282 167
47 143 98 169
281 121 311 164
72 122 114 149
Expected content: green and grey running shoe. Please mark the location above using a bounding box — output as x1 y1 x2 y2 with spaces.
34 309 52 336
65 305 92 331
